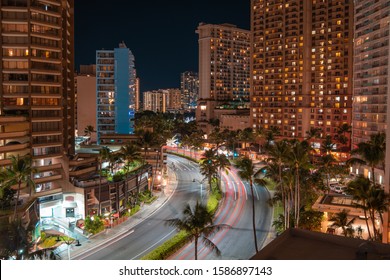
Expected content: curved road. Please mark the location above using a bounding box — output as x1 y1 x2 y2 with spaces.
78 155 272 260
169 166 272 260
79 155 203 259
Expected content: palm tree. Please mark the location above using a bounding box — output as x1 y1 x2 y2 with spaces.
120 143 142 172
346 176 373 240
83 125 96 145
98 146 111 215
347 132 385 185
235 156 264 253
305 127 322 141
321 135 336 155
329 210 355 237
286 140 311 228
215 153 230 191
165 201 229 260
6 155 36 221
265 140 290 229
199 149 218 192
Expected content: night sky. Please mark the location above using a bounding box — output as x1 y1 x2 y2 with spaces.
75 0 250 92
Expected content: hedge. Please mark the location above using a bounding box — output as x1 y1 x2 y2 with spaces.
140 231 189 260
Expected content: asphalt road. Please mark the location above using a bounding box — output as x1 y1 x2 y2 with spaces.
169 165 272 260
80 155 204 260
79 155 272 260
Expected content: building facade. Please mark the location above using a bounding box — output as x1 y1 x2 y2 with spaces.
251 0 353 150
353 0 390 243
196 23 251 133
96 42 136 143
0 0 75 201
75 65 96 142
143 89 181 113
180 71 199 110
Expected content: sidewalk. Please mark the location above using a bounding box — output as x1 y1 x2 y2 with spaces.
55 168 178 260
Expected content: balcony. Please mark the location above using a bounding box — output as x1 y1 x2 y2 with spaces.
0 130 28 139
33 174 62 184
69 157 97 167
69 166 96 177
35 163 62 172
0 142 29 153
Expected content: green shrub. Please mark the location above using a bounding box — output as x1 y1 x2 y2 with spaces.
84 215 105 235
130 205 140 216
144 195 157 204
141 231 189 260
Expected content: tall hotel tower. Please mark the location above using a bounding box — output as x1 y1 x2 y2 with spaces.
96 42 136 143
353 0 390 243
0 0 74 194
251 0 353 148
196 23 251 133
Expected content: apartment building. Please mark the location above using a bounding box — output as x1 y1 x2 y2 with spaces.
196 23 251 133
251 0 353 150
353 0 390 243
75 65 96 142
143 89 181 113
180 71 199 110
0 0 75 204
96 42 136 143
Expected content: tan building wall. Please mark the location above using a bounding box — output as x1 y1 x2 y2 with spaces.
0 0 75 197
143 89 181 113
251 0 353 147
353 0 390 243
76 72 97 142
196 23 250 134
220 114 251 131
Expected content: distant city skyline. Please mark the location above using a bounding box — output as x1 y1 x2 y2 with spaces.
74 0 250 92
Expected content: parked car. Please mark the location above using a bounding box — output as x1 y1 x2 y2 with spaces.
334 185 347 194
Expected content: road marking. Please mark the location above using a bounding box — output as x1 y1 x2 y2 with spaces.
130 229 177 260
253 184 260 200
76 230 135 260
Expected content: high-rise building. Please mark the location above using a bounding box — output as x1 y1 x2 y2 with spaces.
251 0 353 150
0 0 75 196
96 42 136 143
135 77 141 111
143 89 181 113
180 71 199 110
353 0 390 243
196 23 251 133
75 65 96 142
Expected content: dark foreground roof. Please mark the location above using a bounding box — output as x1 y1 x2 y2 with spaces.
251 228 390 260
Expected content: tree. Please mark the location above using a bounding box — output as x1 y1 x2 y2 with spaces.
98 146 111 215
165 201 229 260
215 153 231 191
199 149 218 192
305 127 322 141
120 143 142 171
329 210 355 237
263 140 290 230
347 132 386 185
321 135 336 155
235 156 266 253
346 176 373 240
5 155 36 221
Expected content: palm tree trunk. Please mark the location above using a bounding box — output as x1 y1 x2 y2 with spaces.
194 236 198 260
13 181 22 221
295 166 300 228
371 166 376 185
369 209 378 240
250 180 259 253
363 208 372 240
99 160 102 216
